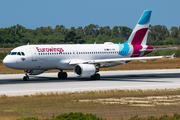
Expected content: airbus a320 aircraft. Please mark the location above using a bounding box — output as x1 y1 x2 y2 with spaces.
3 10 175 81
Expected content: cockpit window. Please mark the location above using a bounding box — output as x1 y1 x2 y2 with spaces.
21 52 25 56
11 52 17 55
17 52 21 55
9 52 25 56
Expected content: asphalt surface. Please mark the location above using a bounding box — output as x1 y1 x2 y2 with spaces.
0 69 180 96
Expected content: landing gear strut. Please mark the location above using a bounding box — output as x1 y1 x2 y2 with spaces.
58 70 67 79
91 73 100 80
23 70 30 81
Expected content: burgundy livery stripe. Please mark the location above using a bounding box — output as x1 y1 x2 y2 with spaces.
131 28 148 57
131 45 142 57
131 28 148 45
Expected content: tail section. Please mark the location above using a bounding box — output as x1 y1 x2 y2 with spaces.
127 10 152 46
118 10 153 57
124 10 153 57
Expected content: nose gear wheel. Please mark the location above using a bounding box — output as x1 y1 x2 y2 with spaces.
23 70 30 81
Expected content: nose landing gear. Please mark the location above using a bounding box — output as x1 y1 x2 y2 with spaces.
23 75 29 81
23 70 30 81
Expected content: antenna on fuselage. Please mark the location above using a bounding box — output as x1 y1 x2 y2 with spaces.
27 42 29 45
94 41 96 44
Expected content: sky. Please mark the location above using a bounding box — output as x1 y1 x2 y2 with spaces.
0 0 179 30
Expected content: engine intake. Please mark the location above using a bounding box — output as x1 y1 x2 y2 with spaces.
74 64 96 77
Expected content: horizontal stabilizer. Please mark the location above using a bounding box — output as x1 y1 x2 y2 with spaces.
139 47 178 52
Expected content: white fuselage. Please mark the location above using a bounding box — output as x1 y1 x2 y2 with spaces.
3 43 133 70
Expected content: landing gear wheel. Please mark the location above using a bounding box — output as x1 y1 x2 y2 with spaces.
62 72 67 79
23 70 30 81
58 72 67 79
95 73 100 80
91 73 100 80
23 76 29 81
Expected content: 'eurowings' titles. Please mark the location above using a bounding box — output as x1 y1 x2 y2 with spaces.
36 47 64 53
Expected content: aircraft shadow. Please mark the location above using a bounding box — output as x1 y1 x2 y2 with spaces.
0 72 179 85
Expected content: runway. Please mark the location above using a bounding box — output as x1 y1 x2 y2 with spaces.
0 69 180 96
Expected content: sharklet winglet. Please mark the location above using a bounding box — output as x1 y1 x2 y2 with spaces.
171 53 175 60
164 53 175 59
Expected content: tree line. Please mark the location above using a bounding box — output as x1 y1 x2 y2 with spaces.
0 24 180 48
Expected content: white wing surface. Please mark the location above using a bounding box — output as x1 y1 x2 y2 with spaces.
69 54 175 65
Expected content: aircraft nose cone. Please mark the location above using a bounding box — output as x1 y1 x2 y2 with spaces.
3 56 13 68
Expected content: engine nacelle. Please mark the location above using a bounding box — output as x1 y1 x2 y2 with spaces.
26 70 45 75
73 64 96 77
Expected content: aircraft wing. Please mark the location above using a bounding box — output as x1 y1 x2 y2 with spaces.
139 47 177 52
69 54 175 65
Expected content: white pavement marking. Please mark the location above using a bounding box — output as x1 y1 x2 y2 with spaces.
0 69 180 96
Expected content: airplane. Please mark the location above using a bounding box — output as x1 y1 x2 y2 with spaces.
3 10 175 81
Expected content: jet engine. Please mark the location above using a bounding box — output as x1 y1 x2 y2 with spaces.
73 64 96 77
25 70 45 75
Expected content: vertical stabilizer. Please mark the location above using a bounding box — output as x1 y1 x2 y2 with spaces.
127 10 152 46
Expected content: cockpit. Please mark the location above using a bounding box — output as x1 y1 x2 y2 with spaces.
8 52 25 56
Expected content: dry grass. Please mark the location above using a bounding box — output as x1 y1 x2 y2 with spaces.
1 89 180 120
78 95 180 106
0 48 13 52
1 57 179 74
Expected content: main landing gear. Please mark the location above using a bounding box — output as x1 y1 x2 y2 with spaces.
90 73 100 80
23 70 30 81
58 70 67 79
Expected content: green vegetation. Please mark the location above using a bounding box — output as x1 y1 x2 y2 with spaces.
0 24 180 47
0 24 180 60
16 113 180 120
129 113 180 120
17 112 105 120
0 51 8 60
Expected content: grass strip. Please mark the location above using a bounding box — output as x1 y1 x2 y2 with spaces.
1 89 180 120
